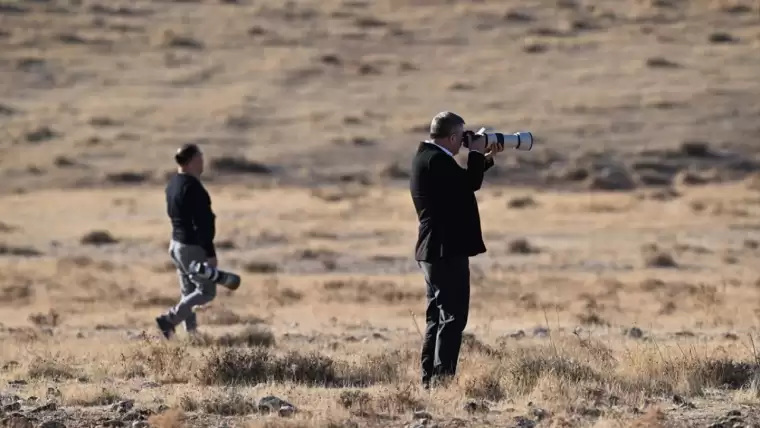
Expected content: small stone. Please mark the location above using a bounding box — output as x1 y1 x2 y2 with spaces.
532 327 549 337
2 402 21 412
31 402 56 412
111 400 134 413
532 407 549 420
131 422 149 428
258 396 295 414
413 410 433 420
514 416 536 428
727 410 742 417
278 405 296 417
103 420 125 427
40 421 67 428
2 415 33 428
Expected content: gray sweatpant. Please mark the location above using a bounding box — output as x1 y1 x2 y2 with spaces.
165 240 216 331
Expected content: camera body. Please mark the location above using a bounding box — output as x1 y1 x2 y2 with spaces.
462 128 533 151
188 260 241 291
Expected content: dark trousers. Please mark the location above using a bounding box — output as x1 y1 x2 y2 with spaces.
418 257 470 385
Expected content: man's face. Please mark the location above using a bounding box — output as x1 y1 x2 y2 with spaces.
448 124 464 155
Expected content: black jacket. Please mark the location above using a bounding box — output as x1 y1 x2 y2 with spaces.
165 173 217 257
410 142 494 262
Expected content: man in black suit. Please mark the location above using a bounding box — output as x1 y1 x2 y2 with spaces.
409 111 503 389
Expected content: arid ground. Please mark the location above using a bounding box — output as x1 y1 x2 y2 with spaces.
1 0 760 427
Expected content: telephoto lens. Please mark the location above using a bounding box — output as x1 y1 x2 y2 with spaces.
478 128 533 151
189 260 241 291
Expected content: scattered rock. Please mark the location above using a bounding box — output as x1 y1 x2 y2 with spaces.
39 421 66 428
463 399 489 414
513 416 536 428
413 410 433 420
103 420 125 427
80 230 119 246
257 396 295 416
111 400 134 413
1 414 33 428
2 402 21 412
625 327 644 339
532 327 549 338
586 165 637 191
30 402 56 413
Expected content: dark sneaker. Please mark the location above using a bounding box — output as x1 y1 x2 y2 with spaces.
155 315 175 339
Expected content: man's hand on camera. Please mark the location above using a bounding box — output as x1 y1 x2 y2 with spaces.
486 140 505 158
467 135 487 154
207 257 218 268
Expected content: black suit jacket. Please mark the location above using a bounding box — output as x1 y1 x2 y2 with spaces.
410 142 495 262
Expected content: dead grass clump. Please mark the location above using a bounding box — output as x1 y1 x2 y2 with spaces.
508 238 540 254
205 307 266 326
162 31 204 49
187 389 257 415
27 357 77 381
210 156 273 175
196 348 406 387
505 352 604 395
371 384 424 414
196 347 338 386
80 230 118 246
243 261 279 274
132 293 176 308
105 171 151 184
147 408 186 428
62 385 123 406
621 349 759 397
28 309 60 328
642 245 678 268
463 369 506 401
121 341 191 383
507 195 538 209
188 326 276 348
0 243 42 257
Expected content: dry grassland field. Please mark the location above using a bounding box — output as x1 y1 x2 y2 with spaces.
2 0 760 427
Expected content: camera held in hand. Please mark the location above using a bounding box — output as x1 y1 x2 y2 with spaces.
189 260 241 291
462 128 533 151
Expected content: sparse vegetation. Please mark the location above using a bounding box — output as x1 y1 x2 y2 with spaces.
1 0 759 426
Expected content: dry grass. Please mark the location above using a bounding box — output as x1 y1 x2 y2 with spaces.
2 0 760 427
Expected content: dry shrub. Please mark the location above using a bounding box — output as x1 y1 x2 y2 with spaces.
28 309 60 328
26 356 77 380
370 384 424 414
205 307 267 326
61 384 123 406
196 348 408 387
193 389 258 415
120 341 192 383
147 408 186 428
188 326 276 348
196 347 339 386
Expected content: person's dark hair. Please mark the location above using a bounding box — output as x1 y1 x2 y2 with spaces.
429 111 465 139
174 143 201 166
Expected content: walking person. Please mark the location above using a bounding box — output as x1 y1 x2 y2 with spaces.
409 111 503 389
155 143 218 339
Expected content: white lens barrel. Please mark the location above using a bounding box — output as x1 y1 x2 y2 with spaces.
479 131 533 151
